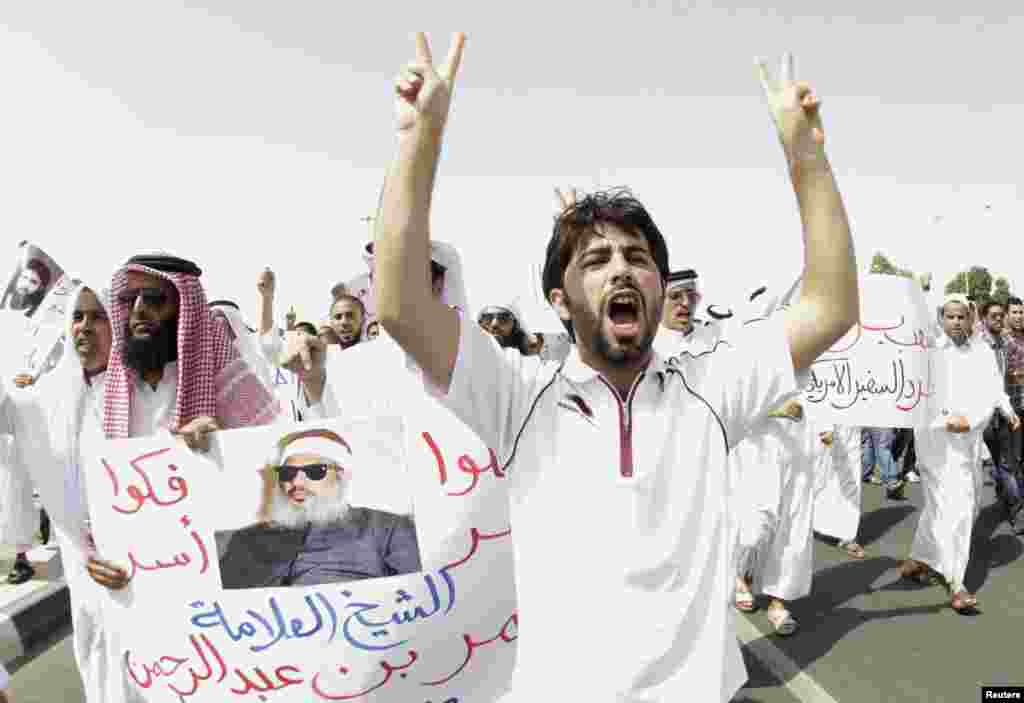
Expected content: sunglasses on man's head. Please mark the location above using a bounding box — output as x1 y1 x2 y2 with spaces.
274 463 339 482
117 287 170 308
479 311 513 325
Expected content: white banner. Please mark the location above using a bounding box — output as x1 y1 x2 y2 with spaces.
85 412 515 702
803 274 936 428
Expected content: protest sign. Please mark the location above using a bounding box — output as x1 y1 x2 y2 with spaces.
85 413 516 702
0 241 75 379
802 274 935 428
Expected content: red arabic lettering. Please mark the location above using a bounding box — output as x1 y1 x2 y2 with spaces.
103 447 188 514
312 650 418 700
862 315 905 332
827 323 862 354
165 634 227 698
422 432 503 496
230 665 304 695
441 527 512 573
124 517 210 579
422 613 517 686
124 650 189 688
422 432 448 485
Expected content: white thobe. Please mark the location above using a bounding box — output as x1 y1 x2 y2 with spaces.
1 363 181 703
757 417 819 601
0 432 37 550
653 322 724 374
911 334 1006 591
442 315 801 702
812 425 863 543
731 428 782 580
734 416 819 600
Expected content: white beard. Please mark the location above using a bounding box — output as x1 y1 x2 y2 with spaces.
269 483 351 529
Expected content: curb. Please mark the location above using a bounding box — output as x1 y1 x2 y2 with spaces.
0 580 71 667
0 545 71 668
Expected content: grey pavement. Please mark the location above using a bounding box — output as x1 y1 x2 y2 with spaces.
4 622 84 702
736 473 1024 703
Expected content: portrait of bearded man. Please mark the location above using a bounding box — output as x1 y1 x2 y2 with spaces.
3 259 52 317
216 427 421 589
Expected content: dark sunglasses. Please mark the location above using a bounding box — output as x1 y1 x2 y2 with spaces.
479 312 513 324
117 287 171 308
274 463 339 482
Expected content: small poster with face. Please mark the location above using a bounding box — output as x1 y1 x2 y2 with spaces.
85 414 516 702
0 241 65 318
0 241 75 380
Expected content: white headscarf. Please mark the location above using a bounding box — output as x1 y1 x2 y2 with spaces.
16 281 112 551
361 239 469 315
478 299 527 333
209 303 276 392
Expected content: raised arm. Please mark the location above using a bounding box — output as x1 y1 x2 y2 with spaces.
757 53 859 371
374 32 466 390
256 268 276 336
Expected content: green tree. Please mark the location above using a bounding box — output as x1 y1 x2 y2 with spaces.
944 266 995 306
870 252 913 278
993 276 1011 306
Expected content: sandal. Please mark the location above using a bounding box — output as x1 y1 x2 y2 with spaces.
951 590 979 614
766 607 798 636
734 586 756 612
838 540 866 559
899 559 931 586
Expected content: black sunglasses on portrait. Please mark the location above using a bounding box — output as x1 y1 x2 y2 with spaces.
479 312 513 325
274 463 339 482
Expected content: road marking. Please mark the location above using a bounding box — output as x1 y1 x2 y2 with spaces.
734 613 841 703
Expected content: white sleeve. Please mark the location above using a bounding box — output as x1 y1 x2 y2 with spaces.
259 330 284 365
700 315 804 450
965 347 1002 431
438 317 547 462
538 332 573 363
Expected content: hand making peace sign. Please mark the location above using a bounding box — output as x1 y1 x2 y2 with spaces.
756 53 826 167
394 32 466 134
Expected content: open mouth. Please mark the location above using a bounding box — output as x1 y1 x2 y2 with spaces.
606 290 642 336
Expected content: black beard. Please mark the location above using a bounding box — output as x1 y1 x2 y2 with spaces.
122 318 179 376
338 332 362 349
494 328 526 351
569 293 653 366
8 290 43 313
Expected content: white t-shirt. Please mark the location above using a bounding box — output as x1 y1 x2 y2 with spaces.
440 315 801 702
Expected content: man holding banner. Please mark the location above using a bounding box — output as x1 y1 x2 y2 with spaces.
372 33 858 701
902 294 1019 614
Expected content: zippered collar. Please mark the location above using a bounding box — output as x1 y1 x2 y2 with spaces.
560 343 668 386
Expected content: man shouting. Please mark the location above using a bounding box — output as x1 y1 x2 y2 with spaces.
371 34 858 702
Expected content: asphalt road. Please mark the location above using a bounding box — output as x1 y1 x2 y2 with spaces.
4 473 1023 703
737 471 1024 703
5 622 84 702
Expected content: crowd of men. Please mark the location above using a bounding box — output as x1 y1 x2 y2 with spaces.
0 34 1019 703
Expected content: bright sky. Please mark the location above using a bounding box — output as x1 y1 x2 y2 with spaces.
1 2 1021 332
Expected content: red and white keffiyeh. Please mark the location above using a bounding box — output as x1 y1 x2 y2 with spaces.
103 263 279 438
